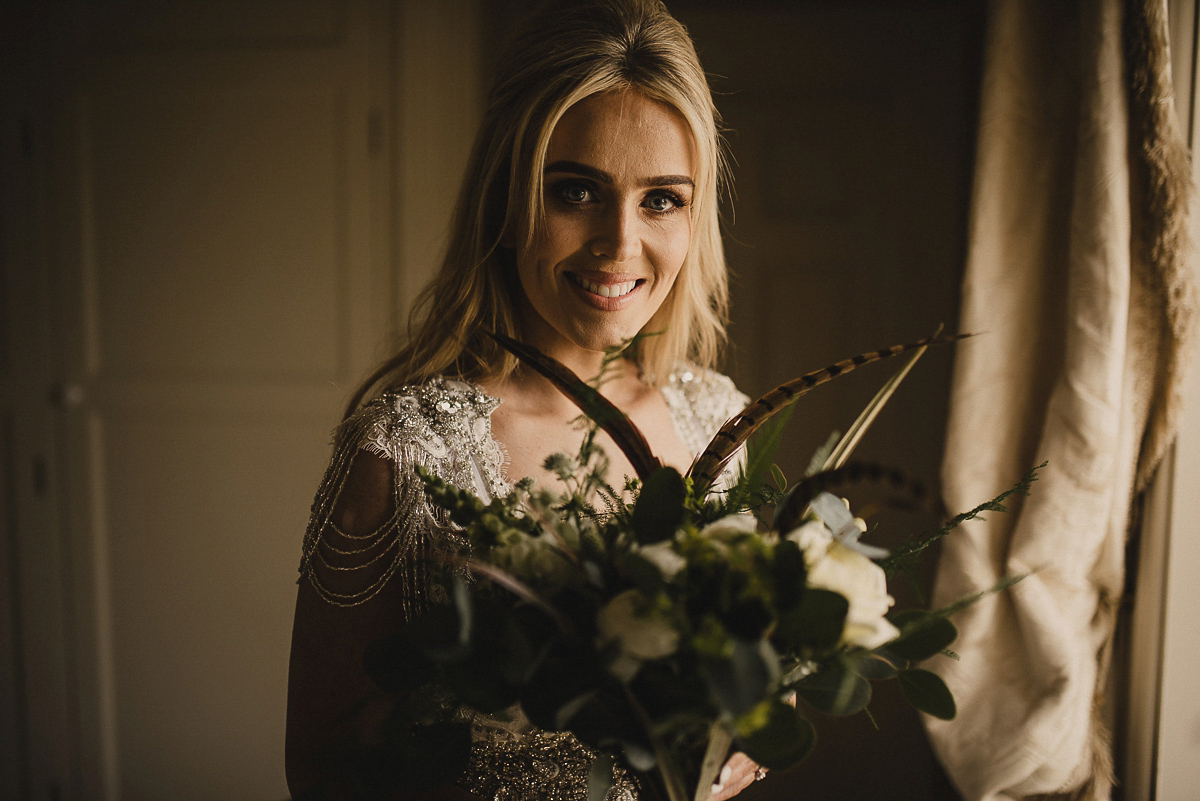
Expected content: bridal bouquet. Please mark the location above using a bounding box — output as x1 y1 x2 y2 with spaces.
361 332 1033 801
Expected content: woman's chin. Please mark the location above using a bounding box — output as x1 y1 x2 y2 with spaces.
568 324 647 357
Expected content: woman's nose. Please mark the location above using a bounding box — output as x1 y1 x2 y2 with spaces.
588 202 641 262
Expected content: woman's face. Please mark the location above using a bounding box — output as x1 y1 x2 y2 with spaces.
514 90 695 363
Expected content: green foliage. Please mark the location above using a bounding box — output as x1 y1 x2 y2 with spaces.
774 589 848 655
887 611 959 663
736 699 816 770
897 669 956 719
880 462 1047 577
719 401 795 517
632 468 687 544
794 657 872 715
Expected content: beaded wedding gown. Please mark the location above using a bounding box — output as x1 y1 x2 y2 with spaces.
300 368 748 800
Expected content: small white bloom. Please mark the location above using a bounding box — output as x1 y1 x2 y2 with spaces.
637 542 687 580
596 589 680 681
495 536 572 587
786 520 832 558
786 520 899 650
700 514 759 540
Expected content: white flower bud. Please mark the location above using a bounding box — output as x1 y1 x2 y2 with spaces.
637 542 687 580
596 589 680 680
786 520 899 650
699 514 759 540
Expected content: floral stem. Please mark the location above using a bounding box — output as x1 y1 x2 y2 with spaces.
620 684 689 801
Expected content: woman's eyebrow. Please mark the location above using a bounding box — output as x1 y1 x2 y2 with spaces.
545 160 694 189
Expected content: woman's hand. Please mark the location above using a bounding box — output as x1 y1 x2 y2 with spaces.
709 752 766 800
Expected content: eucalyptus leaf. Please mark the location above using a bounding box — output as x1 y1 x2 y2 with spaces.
897 668 956 719
774 589 847 655
887 611 958 662
854 650 902 681
632 467 686 544
624 551 667 596
700 638 773 718
736 699 816 770
795 659 871 716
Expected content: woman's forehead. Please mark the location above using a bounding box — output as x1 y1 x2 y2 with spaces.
546 91 696 179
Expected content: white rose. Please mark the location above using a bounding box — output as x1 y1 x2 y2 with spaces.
596 589 680 681
700 514 759 540
637 542 687 580
786 521 899 650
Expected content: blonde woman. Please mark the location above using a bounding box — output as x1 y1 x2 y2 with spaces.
286 2 760 798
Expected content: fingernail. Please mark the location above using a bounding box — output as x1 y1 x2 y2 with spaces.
711 783 723 795
719 765 732 783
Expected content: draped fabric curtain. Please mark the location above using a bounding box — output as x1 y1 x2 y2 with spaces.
928 0 1197 799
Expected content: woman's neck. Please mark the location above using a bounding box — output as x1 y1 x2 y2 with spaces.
483 357 641 420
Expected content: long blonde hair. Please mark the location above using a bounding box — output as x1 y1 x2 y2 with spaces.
347 0 730 418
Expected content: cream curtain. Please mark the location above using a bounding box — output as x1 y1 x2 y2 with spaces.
928 0 1196 799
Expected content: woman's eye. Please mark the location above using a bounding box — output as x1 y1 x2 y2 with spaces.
644 192 683 213
558 183 592 204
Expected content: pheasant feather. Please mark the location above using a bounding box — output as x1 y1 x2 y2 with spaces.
687 333 971 493
487 331 664 480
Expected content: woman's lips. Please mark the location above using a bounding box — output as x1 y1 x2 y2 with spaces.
565 271 646 310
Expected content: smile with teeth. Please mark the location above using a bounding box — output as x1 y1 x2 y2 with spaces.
567 273 643 298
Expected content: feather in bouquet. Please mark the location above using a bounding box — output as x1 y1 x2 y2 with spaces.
360 330 1034 801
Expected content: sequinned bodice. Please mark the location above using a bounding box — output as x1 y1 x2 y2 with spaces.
300 367 748 800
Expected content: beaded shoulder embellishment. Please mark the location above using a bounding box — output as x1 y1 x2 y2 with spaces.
299 377 507 614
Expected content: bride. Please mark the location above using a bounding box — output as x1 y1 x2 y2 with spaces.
286 1 762 798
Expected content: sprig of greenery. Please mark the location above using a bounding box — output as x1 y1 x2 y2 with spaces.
716 401 796 521
879 461 1047 577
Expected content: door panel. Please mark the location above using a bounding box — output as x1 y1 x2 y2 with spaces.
100 417 330 800
58 2 382 798
1 1 484 798
85 68 345 380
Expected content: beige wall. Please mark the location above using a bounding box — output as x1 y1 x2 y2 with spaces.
672 3 982 799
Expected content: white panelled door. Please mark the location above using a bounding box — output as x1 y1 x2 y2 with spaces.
16 2 391 799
